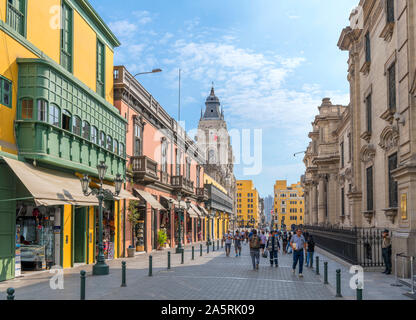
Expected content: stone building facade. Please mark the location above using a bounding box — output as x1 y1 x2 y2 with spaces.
303 0 416 267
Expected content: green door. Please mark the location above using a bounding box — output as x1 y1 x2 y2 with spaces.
74 207 86 263
0 162 16 281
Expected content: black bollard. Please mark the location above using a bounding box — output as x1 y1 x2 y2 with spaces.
207 243 209 254
336 269 342 297
168 251 171 269
192 246 195 260
316 256 320 275
324 262 328 284
356 286 363 300
80 270 86 300
181 249 184 264
149 255 153 277
121 261 127 287
217 240 219 250
200 244 203 256
213 241 215 252
6 288 15 300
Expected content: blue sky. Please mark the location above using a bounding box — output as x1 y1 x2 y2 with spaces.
90 0 357 197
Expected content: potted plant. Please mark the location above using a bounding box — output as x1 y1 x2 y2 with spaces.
127 200 144 252
157 229 168 250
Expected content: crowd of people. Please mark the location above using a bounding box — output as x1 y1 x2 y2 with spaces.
222 228 315 278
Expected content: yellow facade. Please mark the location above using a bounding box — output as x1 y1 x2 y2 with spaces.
273 181 304 230
236 180 259 228
204 173 227 194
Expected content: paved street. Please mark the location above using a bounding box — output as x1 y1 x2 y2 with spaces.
0 242 336 300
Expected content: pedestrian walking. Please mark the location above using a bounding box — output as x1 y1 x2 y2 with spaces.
249 229 261 270
234 230 242 257
282 231 288 254
260 230 267 256
224 230 232 257
290 228 307 277
306 235 315 268
381 229 392 274
266 230 280 267
287 232 293 254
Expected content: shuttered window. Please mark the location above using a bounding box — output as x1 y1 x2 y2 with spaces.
61 2 73 72
388 63 396 110
7 0 25 36
366 93 372 132
0 76 12 108
387 0 394 23
96 40 105 97
366 166 373 211
365 31 371 63
388 153 398 208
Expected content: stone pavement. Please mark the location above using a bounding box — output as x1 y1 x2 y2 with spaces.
313 246 414 300
0 241 336 300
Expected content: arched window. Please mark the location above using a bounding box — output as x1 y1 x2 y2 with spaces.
21 98 33 119
106 135 112 150
119 143 124 157
82 121 90 140
99 131 106 148
49 104 60 127
91 126 98 144
72 116 81 136
37 100 47 121
113 139 118 154
62 110 72 131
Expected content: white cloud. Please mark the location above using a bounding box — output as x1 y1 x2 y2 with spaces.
108 20 138 38
159 32 174 44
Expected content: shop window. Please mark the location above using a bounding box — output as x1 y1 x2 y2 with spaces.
62 110 72 131
100 131 106 148
82 120 90 140
48 104 60 127
37 99 47 122
113 139 118 154
6 0 26 37
0 76 12 108
21 98 33 119
72 116 81 136
107 135 113 151
91 126 98 144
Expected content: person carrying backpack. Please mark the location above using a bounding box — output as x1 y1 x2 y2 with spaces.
306 235 315 268
266 230 280 267
249 229 261 270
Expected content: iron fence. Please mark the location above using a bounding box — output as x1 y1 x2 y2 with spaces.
304 225 389 268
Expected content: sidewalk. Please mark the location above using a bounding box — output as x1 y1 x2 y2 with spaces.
313 246 414 300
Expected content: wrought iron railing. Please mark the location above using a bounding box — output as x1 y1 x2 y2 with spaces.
304 225 389 268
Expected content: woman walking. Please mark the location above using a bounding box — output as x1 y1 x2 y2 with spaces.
266 230 280 267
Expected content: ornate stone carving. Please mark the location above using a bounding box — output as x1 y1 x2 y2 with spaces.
360 144 376 164
344 167 352 182
338 173 345 186
362 210 374 224
379 125 399 151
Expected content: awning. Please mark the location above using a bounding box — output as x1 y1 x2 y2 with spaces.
198 205 209 216
133 188 164 210
3 157 98 206
190 203 202 218
187 206 199 218
160 195 179 207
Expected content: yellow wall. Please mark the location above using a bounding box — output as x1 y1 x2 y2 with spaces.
105 46 114 104
0 1 6 21
88 206 94 264
63 205 73 268
236 180 259 227
114 200 119 258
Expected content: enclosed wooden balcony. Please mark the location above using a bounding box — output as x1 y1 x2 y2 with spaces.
196 187 209 201
171 175 194 195
130 156 158 184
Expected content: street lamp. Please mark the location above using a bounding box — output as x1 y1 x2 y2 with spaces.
80 161 123 275
175 192 191 254
205 201 212 245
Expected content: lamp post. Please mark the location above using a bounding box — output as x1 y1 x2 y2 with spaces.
80 161 123 275
176 192 191 254
205 201 211 245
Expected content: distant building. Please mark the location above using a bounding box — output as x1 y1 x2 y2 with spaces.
236 180 259 228
263 195 274 224
274 181 304 230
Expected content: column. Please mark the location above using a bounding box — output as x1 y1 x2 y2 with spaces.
327 174 338 225
318 175 326 225
170 208 175 248
311 182 318 225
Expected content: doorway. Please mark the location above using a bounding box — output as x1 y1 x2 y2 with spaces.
74 207 86 263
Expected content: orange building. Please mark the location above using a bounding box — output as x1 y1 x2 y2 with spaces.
113 66 208 255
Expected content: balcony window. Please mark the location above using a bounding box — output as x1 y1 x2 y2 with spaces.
366 93 372 132
62 110 72 131
365 31 371 63
134 123 142 156
99 131 106 148
96 40 105 97
60 2 73 72
388 153 398 208
388 63 396 111
161 141 167 172
113 139 118 154
82 121 90 140
107 135 113 151
72 116 81 135
91 126 98 144
7 0 26 37
0 76 12 108
119 143 124 158
21 98 33 119
366 166 373 211
37 100 47 121
49 104 60 127
176 149 182 175
386 0 394 23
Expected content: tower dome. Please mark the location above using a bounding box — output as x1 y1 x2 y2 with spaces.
202 84 222 120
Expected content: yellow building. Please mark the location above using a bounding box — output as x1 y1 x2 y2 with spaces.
236 180 259 228
0 0 125 281
273 181 304 230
